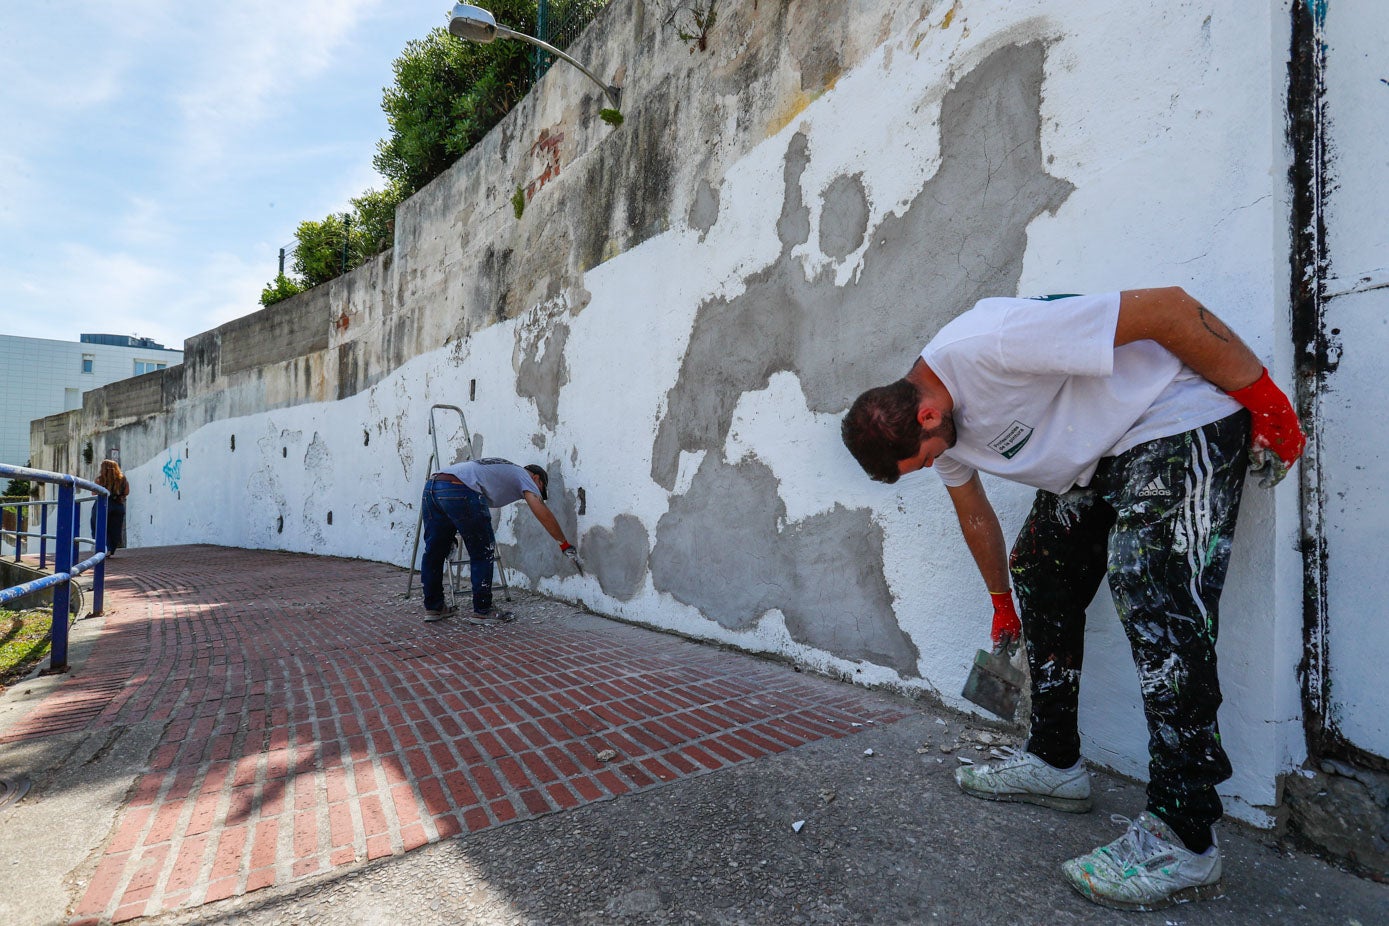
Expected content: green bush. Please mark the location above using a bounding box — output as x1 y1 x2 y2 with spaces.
262 1 613 305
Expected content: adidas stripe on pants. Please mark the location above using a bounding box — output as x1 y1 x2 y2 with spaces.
1009 410 1251 837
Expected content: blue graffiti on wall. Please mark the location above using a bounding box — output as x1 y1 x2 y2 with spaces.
162 454 183 493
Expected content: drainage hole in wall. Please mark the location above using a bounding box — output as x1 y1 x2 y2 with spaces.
470 379 476 401
326 511 333 525
230 435 236 451
282 447 287 458
363 429 370 446
277 515 284 534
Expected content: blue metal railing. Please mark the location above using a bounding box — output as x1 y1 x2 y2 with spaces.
0 463 109 672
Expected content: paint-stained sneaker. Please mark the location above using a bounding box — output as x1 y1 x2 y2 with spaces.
423 605 456 623
1061 812 1223 911
955 747 1092 812
465 609 515 626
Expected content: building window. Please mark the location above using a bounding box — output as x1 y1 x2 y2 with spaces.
82 353 95 374
134 360 168 375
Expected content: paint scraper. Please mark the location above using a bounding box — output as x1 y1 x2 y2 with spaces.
961 634 1024 721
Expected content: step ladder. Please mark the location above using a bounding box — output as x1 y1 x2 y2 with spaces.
404 404 512 607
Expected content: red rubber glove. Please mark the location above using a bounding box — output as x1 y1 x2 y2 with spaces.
1227 368 1306 487
990 590 1022 645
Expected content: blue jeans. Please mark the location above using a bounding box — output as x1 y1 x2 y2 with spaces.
421 480 495 613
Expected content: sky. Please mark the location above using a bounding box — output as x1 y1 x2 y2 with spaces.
0 0 449 350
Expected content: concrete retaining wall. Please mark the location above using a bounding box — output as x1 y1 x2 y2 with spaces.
33 0 1368 829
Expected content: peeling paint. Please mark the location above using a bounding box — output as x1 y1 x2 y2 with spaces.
652 42 1073 489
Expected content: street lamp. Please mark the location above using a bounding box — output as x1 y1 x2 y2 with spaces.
448 3 621 109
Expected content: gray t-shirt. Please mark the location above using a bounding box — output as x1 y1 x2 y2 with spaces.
436 458 537 508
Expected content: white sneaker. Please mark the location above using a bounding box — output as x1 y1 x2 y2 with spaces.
954 747 1092 812
1062 812 1223 911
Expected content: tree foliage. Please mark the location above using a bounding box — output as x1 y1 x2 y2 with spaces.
373 12 537 194
260 184 404 305
261 0 612 307
259 273 305 308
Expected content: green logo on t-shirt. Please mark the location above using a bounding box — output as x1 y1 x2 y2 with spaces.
989 421 1034 459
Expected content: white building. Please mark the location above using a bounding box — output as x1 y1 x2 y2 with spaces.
0 333 183 471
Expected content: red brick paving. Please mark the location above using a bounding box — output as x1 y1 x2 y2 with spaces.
5 545 907 923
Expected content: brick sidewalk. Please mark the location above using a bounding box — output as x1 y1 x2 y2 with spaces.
2 546 907 924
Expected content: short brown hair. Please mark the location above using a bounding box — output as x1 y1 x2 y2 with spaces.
840 379 921 484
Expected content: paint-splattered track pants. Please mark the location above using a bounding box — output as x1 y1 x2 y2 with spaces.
1010 410 1250 834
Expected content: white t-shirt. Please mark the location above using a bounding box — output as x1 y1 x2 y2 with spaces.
925 293 1241 495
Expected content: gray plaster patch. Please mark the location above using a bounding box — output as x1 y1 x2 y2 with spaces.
650 454 918 676
651 43 1071 490
819 173 870 260
689 179 721 238
647 43 1069 675
776 132 812 251
515 319 571 430
582 514 651 601
499 465 580 581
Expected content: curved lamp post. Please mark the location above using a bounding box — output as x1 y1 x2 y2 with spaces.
448 3 621 109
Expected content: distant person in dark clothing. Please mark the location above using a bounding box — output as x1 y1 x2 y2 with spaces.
94 458 130 556
420 458 582 625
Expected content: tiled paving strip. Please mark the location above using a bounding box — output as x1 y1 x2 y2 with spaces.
3 546 908 924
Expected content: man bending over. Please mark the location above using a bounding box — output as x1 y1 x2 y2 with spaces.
841 288 1304 910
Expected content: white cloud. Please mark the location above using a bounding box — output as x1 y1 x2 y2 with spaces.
173 0 385 169
0 0 437 346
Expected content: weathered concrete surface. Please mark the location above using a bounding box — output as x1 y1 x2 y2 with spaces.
651 41 1073 490
1284 762 1389 878
0 614 165 926
135 717 1387 926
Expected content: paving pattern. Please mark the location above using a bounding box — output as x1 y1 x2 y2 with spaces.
2 546 907 924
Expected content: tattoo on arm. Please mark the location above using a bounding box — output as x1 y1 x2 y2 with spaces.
1196 304 1232 343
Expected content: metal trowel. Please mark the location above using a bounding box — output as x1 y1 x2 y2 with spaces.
961 635 1025 720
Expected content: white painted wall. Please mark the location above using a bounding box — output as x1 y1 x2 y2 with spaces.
1319 1 1389 760
107 0 1355 825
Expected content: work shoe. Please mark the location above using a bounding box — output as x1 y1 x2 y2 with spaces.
464 609 515 626
1061 812 1223 911
423 605 456 622
955 747 1092 812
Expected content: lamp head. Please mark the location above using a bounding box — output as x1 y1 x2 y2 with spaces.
448 4 499 43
